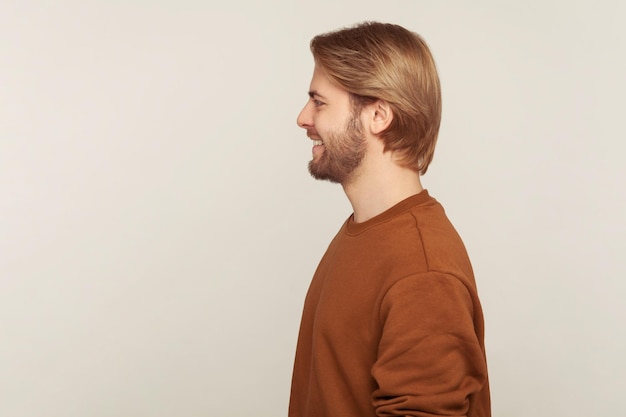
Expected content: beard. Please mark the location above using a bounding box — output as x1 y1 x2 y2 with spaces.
308 114 366 184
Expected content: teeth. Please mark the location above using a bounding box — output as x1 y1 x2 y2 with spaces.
313 140 323 146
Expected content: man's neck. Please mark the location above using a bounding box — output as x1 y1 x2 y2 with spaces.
342 161 423 223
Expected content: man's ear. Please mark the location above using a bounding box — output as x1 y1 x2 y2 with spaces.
367 100 393 135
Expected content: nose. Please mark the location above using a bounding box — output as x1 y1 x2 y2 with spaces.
297 101 313 129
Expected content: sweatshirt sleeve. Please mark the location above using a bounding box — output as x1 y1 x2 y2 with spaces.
371 272 488 417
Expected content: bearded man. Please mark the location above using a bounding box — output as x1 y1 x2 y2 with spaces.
289 22 491 417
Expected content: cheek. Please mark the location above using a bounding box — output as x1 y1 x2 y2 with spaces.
314 114 344 135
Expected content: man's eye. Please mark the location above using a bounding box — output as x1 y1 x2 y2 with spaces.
313 99 324 107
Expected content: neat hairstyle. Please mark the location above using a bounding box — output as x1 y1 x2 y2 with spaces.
310 22 442 174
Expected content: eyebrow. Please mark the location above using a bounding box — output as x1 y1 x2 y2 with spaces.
308 90 327 100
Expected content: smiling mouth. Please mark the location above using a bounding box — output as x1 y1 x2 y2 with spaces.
312 140 323 146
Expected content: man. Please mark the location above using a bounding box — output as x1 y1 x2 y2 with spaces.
289 22 490 416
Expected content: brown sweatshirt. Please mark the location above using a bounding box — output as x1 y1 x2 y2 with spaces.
289 190 490 417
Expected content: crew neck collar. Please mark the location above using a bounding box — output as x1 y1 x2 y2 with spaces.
345 189 432 235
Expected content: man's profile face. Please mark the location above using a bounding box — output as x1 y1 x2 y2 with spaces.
297 65 367 184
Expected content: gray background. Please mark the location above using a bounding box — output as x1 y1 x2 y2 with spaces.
1 1 624 416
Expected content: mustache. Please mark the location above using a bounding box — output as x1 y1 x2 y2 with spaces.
306 130 321 140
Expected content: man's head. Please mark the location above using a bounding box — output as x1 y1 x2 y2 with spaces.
308 21 441 175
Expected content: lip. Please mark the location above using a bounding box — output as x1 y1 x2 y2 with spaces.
307 130 321 140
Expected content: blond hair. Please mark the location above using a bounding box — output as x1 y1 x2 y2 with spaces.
310 22 442 174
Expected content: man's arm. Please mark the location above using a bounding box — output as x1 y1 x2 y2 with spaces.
371 272 489 417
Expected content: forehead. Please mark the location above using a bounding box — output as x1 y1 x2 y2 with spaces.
309 64 350 100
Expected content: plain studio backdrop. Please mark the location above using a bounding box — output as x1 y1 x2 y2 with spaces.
1 1 624 416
